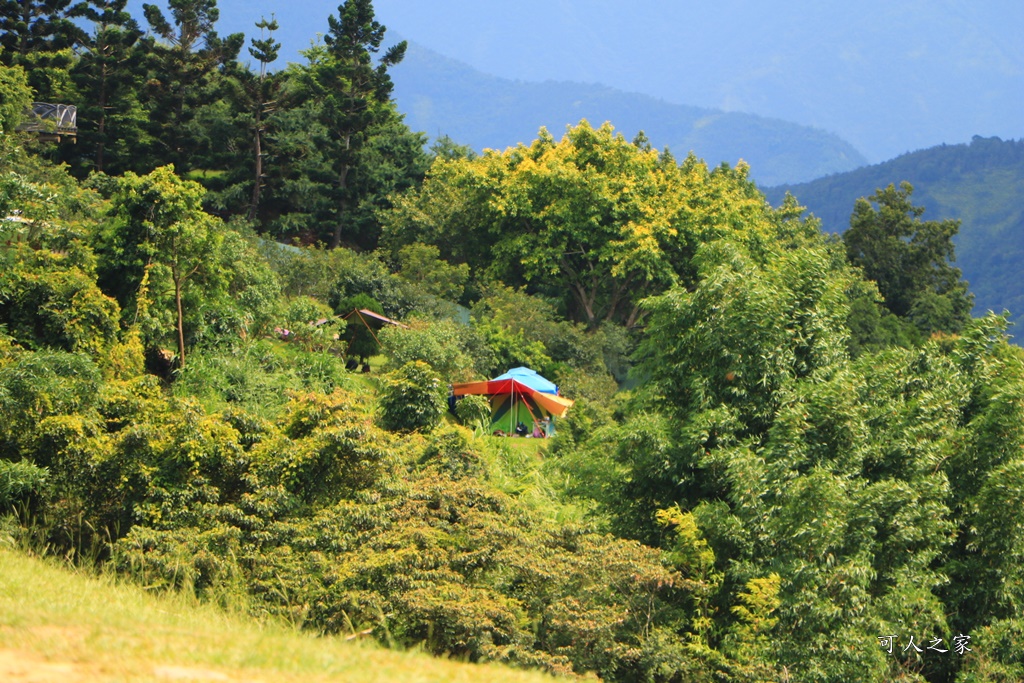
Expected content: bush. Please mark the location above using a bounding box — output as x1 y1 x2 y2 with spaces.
0 350 102 462
172 342 291 416
380 318 478 382
0 459 49 508
276 296 344 351
422 426 483 479
325 250 419 320
378 361 447 433
454 394 491 434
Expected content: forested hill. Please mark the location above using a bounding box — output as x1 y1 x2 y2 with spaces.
10 3 1024 681
390 41 868 186
763 136 1024 329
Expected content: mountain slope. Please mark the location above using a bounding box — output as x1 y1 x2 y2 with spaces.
373 0 1024 164
763 136 1024 329
391 42 867 186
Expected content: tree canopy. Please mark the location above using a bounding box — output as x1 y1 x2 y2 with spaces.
844 181 973 335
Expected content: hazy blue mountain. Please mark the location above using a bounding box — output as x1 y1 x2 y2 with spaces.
763 136 1024 331
128 1 1023 175
130 0 1024 165
371 0 1024 164
150 0 1024 165
391 43 867 186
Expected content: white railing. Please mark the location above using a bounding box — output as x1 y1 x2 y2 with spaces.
18 103 77 136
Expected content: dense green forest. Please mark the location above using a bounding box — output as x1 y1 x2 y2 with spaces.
4 2 1024 682
764 136 1024 331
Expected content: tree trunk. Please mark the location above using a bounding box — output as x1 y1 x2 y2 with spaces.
330 134 352 249
95 58 108 173
247 105 263 221
174 274 186 368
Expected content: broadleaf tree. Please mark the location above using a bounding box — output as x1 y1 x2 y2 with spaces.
106 165 221 368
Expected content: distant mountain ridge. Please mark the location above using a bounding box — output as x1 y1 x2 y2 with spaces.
763 136 1024 331
390 42 868 187
130 1 1024 166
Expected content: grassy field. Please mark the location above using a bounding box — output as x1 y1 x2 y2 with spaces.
0 547 553 683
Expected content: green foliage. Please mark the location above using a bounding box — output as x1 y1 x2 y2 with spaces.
100 167 282 362
421 425 483 479
0 350 102 461
454 394 490 434
173 339 349 417
379 318 480 383
473 319 554 378
637 230 852 439
0 243 121 361
0 0 82 104
288 0 408 249
269 245 419 350
0 63 32 134
60 0 147 176
844 181 972 335
277 296 344 351
468 282 629 386
377 360 447 433
281 417 391 507
955 618 1024 683
845 279 920 356
270 245 363 302
327 251 418 320
200 225 283 342
384 121 795 329
0 459 49 508
396 242 469 301
137 0 244 173
103 165 222 365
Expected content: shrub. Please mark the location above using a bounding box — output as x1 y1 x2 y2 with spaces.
454 394 491 434
0 350 102 462
277 296 344 351
380 318 478 382
422 426 483 479
172 342 292 416
378 361 447 433
0 459 49 508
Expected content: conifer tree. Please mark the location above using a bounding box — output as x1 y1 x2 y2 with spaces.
65 0 146 175
139 0 244 171
843 182 973 335
246 16 280 221
305 0 407 248
0 0 85 101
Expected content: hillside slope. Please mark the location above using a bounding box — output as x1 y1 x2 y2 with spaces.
391 42 868 186
763 136 1024 330
0 547 550 683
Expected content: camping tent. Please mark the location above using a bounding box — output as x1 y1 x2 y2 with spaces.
451 367 574 436
341 308 407 361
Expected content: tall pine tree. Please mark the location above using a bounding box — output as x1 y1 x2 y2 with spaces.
64 0 147 175
304 0 406 248
139 0 243 171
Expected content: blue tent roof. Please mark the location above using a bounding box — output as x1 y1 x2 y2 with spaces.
492 367 559 395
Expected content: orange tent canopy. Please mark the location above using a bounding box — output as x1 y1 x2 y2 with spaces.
451 378 574 418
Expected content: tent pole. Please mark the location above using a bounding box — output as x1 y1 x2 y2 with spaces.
512 380 517 436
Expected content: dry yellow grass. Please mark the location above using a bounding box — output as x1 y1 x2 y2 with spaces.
0 547 554 683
